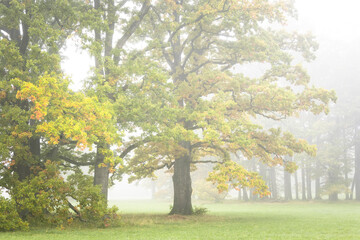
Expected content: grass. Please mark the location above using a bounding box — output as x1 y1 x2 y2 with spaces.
1 200 360 239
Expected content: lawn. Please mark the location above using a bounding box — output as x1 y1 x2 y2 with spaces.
1 201 360 240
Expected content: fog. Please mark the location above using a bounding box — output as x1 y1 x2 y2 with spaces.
60 0 360 201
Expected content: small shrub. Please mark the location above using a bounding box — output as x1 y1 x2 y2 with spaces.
192 206 208 216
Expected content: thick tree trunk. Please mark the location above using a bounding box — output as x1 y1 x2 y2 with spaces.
13 158 31 181
170 150 193 215
94 142 110 201
16 136 40 219
284 167 292 201
14 136 40 181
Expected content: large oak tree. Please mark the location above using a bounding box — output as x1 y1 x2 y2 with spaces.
126 0 336 215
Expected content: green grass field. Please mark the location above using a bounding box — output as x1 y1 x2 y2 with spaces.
1 200 360 240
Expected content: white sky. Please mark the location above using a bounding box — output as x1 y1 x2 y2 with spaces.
60 0 360 200
295 0 360 37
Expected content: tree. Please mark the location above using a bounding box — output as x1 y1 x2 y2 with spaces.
75 0 153 201
0 0 77 186
0 0 120 224
126 0 336 215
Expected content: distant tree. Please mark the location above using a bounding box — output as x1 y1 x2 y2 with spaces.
284 164 292 200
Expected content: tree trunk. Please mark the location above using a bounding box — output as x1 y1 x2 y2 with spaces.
315 176 321 200
294 169 299 200
151 180 156 200
170 145 193 215
344 156 350 200
329 193 338 201
16 136 40 220
250 161 258 201
301 161 307 200
94 142 110 201
355 126 360 200
350 173 355 200
259 162 268 200
237 188 242 201
315 160 321 200
269 167 278 200
284 167 292 201
13 157 31 181
342 127 350 200
243 188 249 201
306 162 312 200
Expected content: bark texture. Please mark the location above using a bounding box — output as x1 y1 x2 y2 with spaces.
170 151 193 215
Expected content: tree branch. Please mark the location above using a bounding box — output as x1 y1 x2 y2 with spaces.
190 160 222 164
67 200 85 221
113 0 151 65
0 30 10 40
59 156 94 166
119 136 155 159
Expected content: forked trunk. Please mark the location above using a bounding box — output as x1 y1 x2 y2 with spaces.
170 152 193 215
